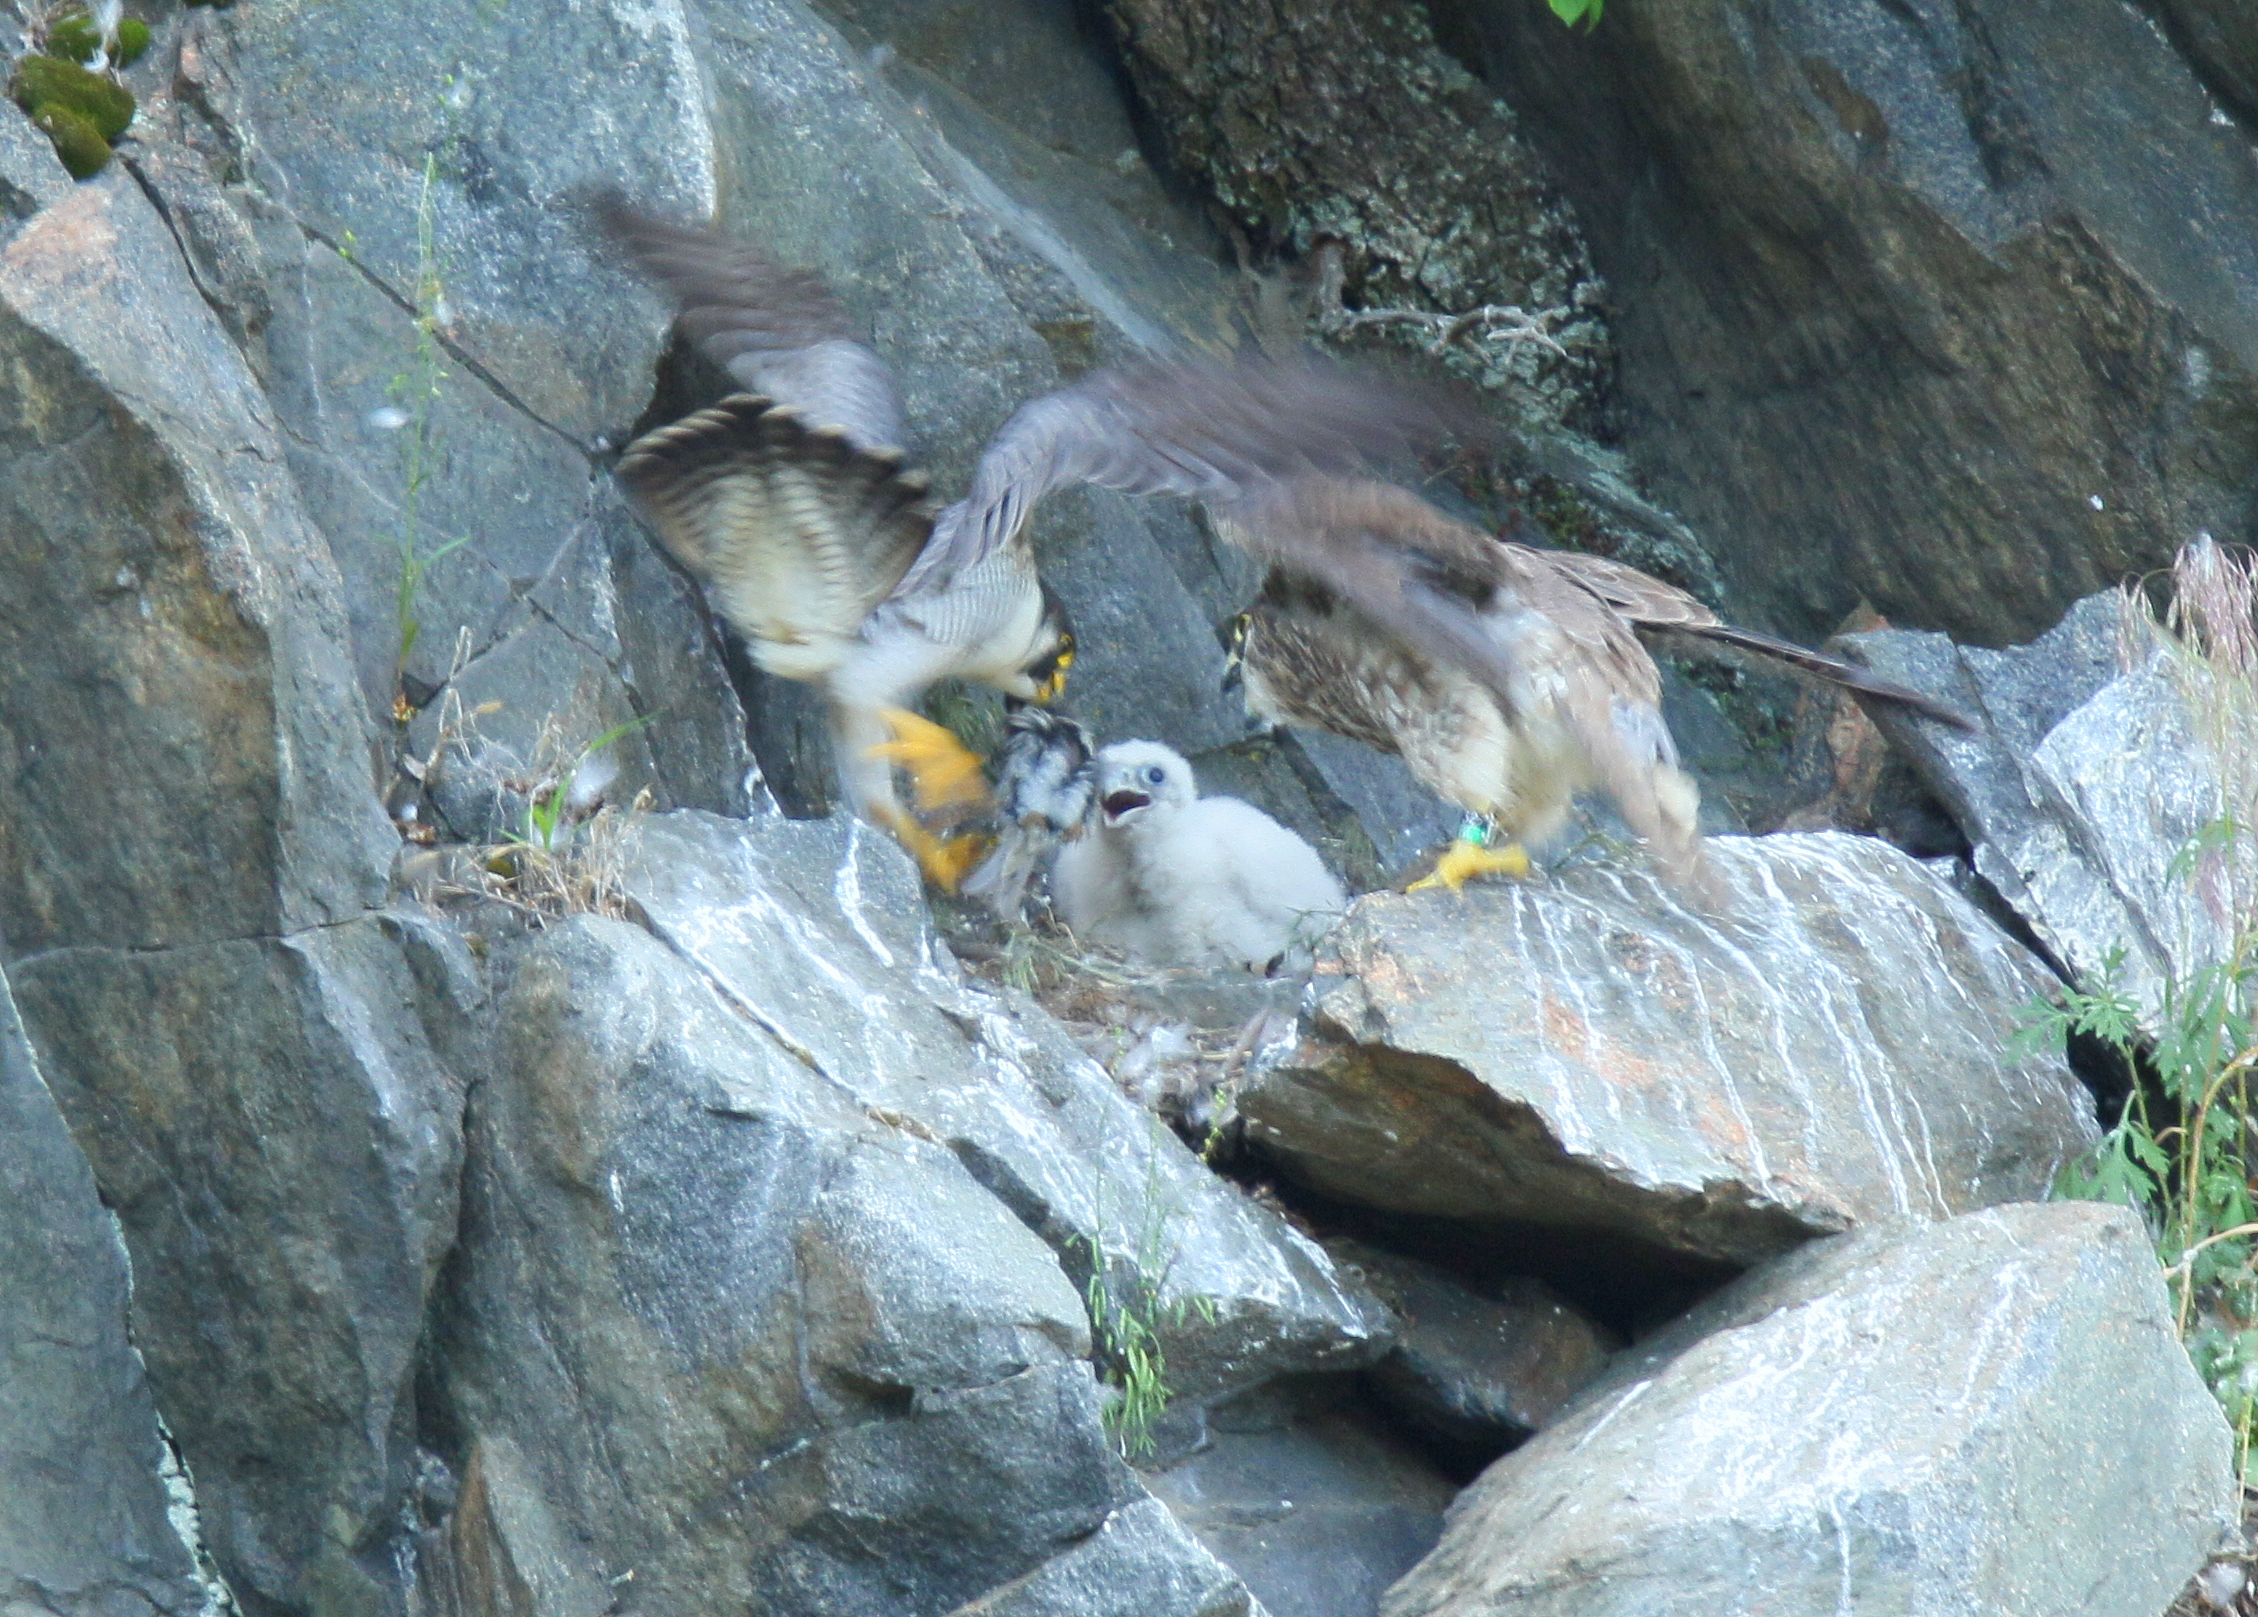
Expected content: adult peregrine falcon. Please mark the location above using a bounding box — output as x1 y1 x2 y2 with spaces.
600 204 1492 885
1225 478 1972 891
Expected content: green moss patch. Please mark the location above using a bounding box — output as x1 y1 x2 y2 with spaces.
12 52 135 178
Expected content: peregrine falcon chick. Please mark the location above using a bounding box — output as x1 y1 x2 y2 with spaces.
601 202 1482 887
1052 741 1347 974
1226 478 1974 893
961 702 1097 920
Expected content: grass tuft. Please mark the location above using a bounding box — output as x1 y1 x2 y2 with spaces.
2040 536 2258 1478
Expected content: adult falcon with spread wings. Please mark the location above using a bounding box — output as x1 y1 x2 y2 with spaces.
600 201 1503 885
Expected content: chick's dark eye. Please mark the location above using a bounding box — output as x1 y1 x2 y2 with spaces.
1145 765 1166 785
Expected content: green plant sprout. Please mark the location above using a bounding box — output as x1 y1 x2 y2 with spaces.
1548 0 1602 29
387 149 469 709
523 714 654 852
1078 1128 1220 1457
2031 917 2258 1473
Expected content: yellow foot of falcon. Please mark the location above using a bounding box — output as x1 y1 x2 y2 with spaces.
1407 834 1531 894
875 805 994 893
869 706 992 815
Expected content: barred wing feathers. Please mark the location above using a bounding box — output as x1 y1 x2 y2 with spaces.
616 394 935 680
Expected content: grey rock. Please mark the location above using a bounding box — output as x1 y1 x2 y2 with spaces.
445 1433 611 1617
0 3 2224 1613
216 0 715 443
943 1499 1260 1617
1141 1380 1457 1617
13 913 475 1616
1329 1243 1619 1456
1287 729 1463 878
1098 0 1609 421
2156 0 2258 124
1458 0 2258 648
436 914 1255 1616
1852 592 2237 1031
1382 1202 2237 1617
0 172 394 953
617 809 1395 1403
164 0 758 809
0 962 203 1617
1846 590 2129 772
0 99 73 231
1246 832 2095 1265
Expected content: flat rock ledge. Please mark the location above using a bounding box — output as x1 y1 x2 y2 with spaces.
1246 831 2096 1265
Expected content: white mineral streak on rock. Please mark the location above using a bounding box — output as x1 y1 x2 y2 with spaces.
1383 1205 2235 1617
617 809 1394 1399
1251 832 2093 1263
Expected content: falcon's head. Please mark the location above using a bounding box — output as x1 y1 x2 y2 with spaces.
1006 582 1077 705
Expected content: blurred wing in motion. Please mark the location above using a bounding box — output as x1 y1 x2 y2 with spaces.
900 358 1489 596
598 196 908 455
1224 477 1528 725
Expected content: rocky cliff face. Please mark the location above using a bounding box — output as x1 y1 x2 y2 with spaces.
0 2 2245 1616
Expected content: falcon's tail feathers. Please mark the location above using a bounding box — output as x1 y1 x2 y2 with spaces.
1660 624 1977 731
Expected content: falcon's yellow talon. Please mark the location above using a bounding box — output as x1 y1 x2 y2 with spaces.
926 832 993 891
875 805 993 892
869 706 991 814
1407 836 1531 894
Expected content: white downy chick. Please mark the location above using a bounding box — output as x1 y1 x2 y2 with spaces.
1051 740 1348 973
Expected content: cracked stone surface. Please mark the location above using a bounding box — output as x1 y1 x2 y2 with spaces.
0 961 204 1617
1455 0 2258 649
13 913 477 1617
1138 1379 1457 1617
1382 1204 2235 1617
0 0 2238 1613
1246 832 2096 1266
617 809 1396 1406
1328 1241 1619 1460
1851 590 2255 1040
0 173 394 953
440 912 1259 1617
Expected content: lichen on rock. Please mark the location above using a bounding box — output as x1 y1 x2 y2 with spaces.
1100 0 1610 430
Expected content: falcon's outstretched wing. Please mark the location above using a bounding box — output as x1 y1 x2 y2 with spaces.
898 360 1484 596
598 198 908 456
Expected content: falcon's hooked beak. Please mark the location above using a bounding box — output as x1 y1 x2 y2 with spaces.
1031 639 1075 704
1221 612 1251 696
